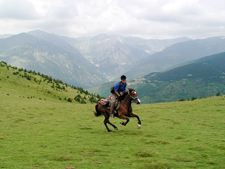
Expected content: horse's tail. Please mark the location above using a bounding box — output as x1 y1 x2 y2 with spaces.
93 104 102 117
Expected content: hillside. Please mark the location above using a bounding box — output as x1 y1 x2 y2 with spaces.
88 52 225 103
0 61 101 104
145 52 225 82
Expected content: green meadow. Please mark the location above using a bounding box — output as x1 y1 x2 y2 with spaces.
1 62 225 168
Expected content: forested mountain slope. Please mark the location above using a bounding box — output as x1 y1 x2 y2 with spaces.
88 52 225 103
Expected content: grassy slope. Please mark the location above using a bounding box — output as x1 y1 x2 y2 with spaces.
1 63 225 169
0 62 100 104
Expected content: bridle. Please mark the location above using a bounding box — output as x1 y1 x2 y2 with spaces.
128 89 139 102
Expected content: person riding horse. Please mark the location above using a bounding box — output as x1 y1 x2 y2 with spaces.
94 87 141 132
110 75 127 118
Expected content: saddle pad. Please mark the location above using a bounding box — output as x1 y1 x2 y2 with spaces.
99 99 110 105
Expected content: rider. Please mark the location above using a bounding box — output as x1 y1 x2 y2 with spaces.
110 75 127 118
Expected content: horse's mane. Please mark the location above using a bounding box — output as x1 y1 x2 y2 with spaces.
118 91 129 101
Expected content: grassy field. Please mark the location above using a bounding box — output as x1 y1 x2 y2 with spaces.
1 62 225 168
1 93 225 168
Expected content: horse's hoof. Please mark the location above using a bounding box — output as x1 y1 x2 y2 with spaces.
120 122 126 126
138 124 141 129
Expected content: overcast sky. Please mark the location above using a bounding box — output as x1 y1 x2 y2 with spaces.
0 0 225 39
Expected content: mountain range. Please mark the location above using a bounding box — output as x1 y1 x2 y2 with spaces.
125 36 225 78
0 31 106 88
0 30 225 91
61 34 190 80
0 30 191 87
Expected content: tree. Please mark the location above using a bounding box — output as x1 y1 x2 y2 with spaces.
216 91 220 96
74 94 82 102
80 99 86 104
89 96 97 103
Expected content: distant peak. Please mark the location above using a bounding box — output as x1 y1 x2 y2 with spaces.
29 29 47 33
91 33 110 40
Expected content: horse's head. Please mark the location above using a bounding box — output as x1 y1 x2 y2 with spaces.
128 88 141 104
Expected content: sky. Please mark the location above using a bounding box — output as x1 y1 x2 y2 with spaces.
0 0 225 39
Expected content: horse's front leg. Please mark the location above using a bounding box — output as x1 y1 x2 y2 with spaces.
129 112 141 128
118 114 130 126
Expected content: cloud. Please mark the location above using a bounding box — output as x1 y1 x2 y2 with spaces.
0 0 225 39
0 0 40 20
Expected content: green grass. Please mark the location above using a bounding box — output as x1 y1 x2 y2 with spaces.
1 62 225 168
1 93 225 168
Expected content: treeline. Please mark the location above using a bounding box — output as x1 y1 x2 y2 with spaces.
179 91 222 102
1 61 103 103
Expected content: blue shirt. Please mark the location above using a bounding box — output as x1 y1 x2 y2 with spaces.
114 81 126 94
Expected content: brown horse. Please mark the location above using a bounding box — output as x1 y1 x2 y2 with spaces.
93 88 141 132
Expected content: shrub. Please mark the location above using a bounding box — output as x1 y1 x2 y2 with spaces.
13 72 19 75
27 76 31 80
67 98 73 102
216 92 220 96
191 97 197 101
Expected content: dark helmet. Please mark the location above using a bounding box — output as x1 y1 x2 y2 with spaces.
121 75 126 80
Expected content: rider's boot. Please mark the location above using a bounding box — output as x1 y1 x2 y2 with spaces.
109 105 114 118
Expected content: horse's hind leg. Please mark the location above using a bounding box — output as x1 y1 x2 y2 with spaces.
103 113 118 132
103 119 111 132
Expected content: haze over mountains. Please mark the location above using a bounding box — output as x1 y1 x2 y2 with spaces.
62 34 190 80
0 30 225 91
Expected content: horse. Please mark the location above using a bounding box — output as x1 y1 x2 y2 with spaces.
93 88 141 132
